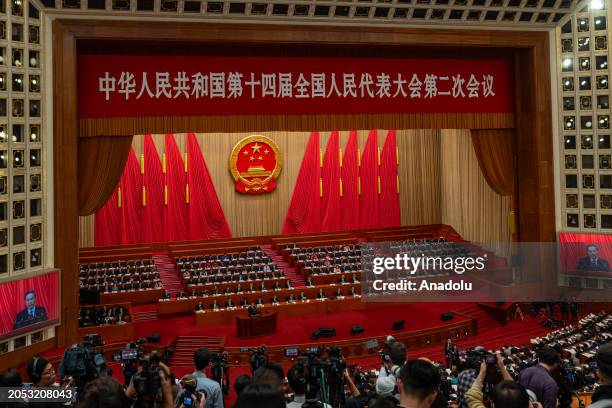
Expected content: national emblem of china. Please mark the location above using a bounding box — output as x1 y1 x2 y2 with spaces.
229 135 282 194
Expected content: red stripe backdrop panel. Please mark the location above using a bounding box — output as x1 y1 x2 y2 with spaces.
282 132 321 234
321 131 341 231
142 135 166 243
165 134 189 242
94 187 120 246
341 131 360 231
119 149 143 245
379 130 401 228
359 130 379 229
187 133 232 240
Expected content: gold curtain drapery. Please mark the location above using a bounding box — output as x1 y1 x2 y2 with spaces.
78 135 133 216
470 129 516 196
441 129 512 244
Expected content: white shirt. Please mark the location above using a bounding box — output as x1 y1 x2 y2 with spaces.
287 395 332 408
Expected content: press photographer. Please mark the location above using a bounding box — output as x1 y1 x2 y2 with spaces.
125 351 175 408
249 345 269 374
190 347 223 408
376 337 407 397
177 374 207 408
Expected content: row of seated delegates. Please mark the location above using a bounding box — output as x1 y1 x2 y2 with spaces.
183 269 285 286
389 238 470 258
79 258 162 293
179 249 281 285
176 245 264 267
163 280 296 301
193 286 362 310
530 312 612 365
79 305 131 327
82 279 163 293
288 244 361 263
303 273 360 287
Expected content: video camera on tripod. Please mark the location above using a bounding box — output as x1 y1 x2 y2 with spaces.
295 345 346 408
114 340 145 386
211 350 230 396
249 345 269 373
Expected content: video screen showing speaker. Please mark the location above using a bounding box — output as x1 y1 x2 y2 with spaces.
559 233 612 273
0 271 60 341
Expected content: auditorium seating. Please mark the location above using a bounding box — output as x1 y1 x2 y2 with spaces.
78 304 131 327
79 259 162 293
531 312 612 366
158 284 362 315
177 246 281 286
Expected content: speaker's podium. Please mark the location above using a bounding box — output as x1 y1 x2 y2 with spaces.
236 311 277 339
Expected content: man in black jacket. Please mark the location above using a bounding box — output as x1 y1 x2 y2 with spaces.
13 290 48 330
590 342 612 407
577 244 611 272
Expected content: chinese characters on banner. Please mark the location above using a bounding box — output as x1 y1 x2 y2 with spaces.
78 55 514 117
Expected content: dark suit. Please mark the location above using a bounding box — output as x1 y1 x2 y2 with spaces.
13 306 48 329
577 257 611 271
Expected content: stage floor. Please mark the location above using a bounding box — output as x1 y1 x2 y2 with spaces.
133 302 473 347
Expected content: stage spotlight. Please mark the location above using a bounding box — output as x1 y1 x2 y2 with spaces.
562 58 572 68
591 0 604 10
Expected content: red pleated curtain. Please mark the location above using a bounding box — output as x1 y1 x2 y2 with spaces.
359 130 380 229
142 135 166 243
320 131 341 231
93 134 231 246
187 133 232 240
470 129 515 196
119 149 143 245
341 131 360 231
164 135 189 242
282 132 321 234
379 130 400 228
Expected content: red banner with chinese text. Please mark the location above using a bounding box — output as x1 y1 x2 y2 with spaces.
78 55 514 118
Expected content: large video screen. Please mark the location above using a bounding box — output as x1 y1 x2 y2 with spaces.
0 271 60 341
559 233 612 272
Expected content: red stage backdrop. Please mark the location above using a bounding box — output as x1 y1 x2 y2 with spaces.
78 55 514 117
284 130 400 234
94 134 231 246
559 233 612 271
0 271 60 340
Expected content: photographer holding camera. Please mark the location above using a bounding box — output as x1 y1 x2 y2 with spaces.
125 353 176 408
465 354 540 408
376 338 407 399
176 374 207 408
191 348 223 408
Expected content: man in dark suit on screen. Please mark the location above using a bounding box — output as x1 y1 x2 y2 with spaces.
13 290 48 330
577 244 611 272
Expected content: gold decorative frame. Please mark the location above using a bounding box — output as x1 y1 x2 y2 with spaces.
229 134 282 187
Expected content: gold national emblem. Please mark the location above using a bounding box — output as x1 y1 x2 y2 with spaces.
229 135 282 194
